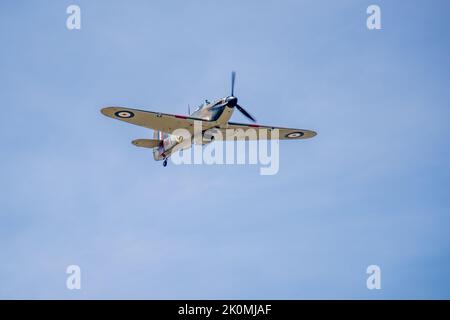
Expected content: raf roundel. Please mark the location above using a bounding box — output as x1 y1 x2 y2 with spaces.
115 110 135 119
286 131 304 139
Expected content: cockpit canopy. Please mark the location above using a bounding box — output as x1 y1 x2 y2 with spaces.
193 98 224 113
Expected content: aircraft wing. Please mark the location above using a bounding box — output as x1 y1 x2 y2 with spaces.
101 107 317 140
101 106 210 134
214 122 317 140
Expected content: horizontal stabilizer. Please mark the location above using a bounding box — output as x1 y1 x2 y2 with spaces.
132 139 161 148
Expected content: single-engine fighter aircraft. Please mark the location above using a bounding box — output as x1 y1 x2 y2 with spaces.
101 72 317 167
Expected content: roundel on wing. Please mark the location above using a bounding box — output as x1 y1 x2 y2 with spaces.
285 131 304 138
114 110 135 118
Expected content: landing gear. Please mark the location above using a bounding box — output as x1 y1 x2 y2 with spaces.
163 159 168 167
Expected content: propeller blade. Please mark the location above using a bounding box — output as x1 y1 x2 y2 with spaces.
236 104 256 122
231 71 236 96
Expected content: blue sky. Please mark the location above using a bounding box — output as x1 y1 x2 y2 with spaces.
1 0 450 299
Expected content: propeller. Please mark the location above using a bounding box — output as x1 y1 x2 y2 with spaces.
236 104 256 122
231 71 236 96
222 71 256 122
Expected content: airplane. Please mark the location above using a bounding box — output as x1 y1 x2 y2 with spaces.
101 72 317 167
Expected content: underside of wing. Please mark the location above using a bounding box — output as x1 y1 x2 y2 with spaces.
101 106 210 134
213 122 317 140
